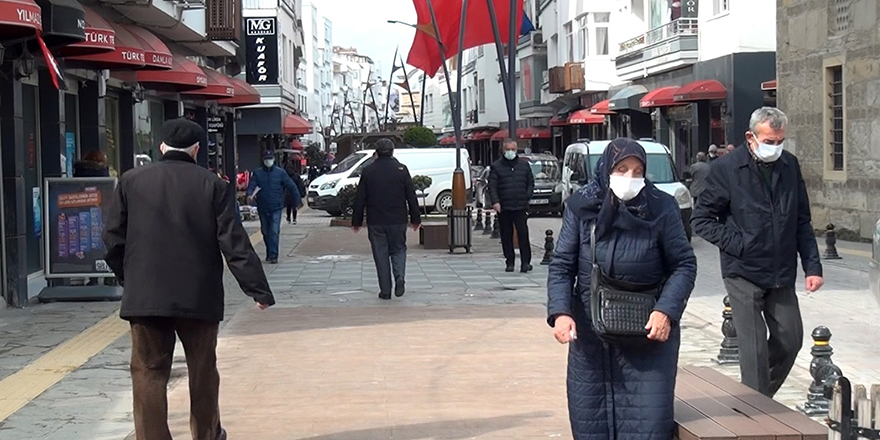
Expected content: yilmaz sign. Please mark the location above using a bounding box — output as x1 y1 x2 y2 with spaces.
245 17 279 85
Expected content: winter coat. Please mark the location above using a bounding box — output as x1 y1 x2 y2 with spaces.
73 160 110 177
690 144 822 288
283 164 306 207
488 156 534 211
104 151 274 322
351 156 421 227
247 165 301 213
687 161 710 199
547 189 696 440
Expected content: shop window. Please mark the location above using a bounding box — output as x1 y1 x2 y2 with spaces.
710 103 726 146
824 61 846 177
713 0 730 16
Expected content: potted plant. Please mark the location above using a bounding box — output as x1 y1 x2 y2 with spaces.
411 175 432 216
329 183 359 227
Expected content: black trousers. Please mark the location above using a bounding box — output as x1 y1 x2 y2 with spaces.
724 276 803 397
498 209 531 267
367 224 408 295
285 203 297 221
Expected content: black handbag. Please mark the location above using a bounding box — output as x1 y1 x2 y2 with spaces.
589 222 663 345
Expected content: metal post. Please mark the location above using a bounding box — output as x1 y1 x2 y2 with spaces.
419 72 427 125
540 229 554 265
798 326 843 416
485 0 511 116
507 0 517 141
824 223 842 260
715 295 739 364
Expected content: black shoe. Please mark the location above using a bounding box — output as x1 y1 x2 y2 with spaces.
378 292 392 300
505 265 515 273
521 264 533 273
394 280 406 297
217 428 228 440
269 257 278 264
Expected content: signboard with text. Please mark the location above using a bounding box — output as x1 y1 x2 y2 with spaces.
245 17 279 85
680 0 698 18
43 177 118 278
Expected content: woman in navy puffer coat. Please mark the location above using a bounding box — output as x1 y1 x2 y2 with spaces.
547 138 697 440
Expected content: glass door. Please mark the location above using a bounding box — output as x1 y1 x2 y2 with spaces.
22 84 43 275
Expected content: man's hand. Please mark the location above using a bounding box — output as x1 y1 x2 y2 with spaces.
257 302 271 310
805 276 824 293
553 315 576 344
411 224 421 232
646 311 672 342
352 226 361 233
247 196 255 205
492 203 501 213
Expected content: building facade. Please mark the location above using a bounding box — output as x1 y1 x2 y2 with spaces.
776 0 880 239
331 47 382 134
300 1 333 147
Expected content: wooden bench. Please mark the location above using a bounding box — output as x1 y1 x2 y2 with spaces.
419 222 447 250
675 366 827 440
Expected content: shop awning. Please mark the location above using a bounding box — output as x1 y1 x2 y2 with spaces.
181 68 234 99
123 25 172 70
289 139 304 150
58 7 114 57
640 86 680 108
439 134 456 145
470 130 496 141
674 79 727 102
549 115 568 126
608 85 648 111
35 0 84 48
568 109 605 125
590 99 615 115
555 101 583 118
283 114 313 135
762 79 777 91
0 0 41 41
490 127 551 140
66 21 147 69
137 55 209 92
218 77 262 107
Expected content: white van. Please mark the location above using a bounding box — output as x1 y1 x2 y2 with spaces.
307 148 471 216
561 139 694 240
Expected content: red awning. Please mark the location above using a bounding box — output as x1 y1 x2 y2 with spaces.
471 130 496 141
490 127 550 140
550 115 568 126
218 78 261 107
590 99 615 115
58 6 113 57
284 114 312 135
137 55 208 91
0 0 42 41
289 139 303 150
762 79 777 91
122 25 172 70
568 109 605 125
640 86 681 108
66 21 146 69
490 130 508 141
674 80 727 102
439 134 455 145
181 68 234 99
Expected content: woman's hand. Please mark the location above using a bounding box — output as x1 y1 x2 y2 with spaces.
553 315 577 344
645 311 672 342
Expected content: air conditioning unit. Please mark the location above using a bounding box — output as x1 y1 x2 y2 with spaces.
532 31 544 46
564 62 585 91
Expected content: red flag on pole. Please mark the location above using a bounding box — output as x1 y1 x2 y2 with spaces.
35 33 64 89
406 0 523 77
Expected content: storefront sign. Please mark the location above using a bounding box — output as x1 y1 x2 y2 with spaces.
245 17 278 85
680 0 698 18
43 177 117 278
208 116 224 134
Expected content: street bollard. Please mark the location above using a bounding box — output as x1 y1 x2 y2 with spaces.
483 212 493 235
714 295 739 365
823 224 842 260
540 230 555 265
491 215 500 239
797 326 843 416
474 208 484 231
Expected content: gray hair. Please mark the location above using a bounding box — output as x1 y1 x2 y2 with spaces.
162 143 198 156
749 106 788 133
502 139 517 149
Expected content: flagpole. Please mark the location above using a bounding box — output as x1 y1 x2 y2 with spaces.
419 72 427 125
508 0 517 142
397 52 419 125
485 0 511 124
383 46 399 131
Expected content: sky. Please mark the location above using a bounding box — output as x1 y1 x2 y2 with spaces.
320 0 418 82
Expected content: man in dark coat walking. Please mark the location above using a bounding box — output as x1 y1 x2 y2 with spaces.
351 139 421 300
488 139 535 273
104 118 275 440
691 107 823 397
687 151 710 205
283 159 306 225
247 150 302 263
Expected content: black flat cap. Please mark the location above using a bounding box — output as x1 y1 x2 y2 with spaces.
162 118 204 149
375 139 394 155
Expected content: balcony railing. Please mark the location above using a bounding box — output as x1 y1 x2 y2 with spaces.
618 18 698 56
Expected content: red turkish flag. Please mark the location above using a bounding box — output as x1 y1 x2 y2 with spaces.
406 0 523 77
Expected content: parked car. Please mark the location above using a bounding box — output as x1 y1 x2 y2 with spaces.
307 147 472 216
561 139 693 240
870 217 880 307
522 153 563 216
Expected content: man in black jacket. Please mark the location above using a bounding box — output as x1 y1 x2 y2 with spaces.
351 139 421 300
691 107 823 398
104 118 274 440
489 139 535 273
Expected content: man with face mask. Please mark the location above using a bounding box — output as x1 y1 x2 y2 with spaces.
247 150 302 263
691 107 823 398
488 139 535 273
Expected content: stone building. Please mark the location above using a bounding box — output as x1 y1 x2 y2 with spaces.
776 0 880 239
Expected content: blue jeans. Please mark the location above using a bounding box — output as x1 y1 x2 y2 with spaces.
259 209 283 259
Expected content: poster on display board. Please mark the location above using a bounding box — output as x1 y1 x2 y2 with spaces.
43 177 118 278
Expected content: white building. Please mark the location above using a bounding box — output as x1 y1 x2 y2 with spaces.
332 47 383 134
300 1 334 147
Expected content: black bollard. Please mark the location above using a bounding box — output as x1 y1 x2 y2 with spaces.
474 208 484 231
540 230 555 265
797 326 843 416
823 224 841 260
491 215 500 239
715 295 739 364
483 212 493 235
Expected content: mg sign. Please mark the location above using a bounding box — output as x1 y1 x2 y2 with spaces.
246 18 276 36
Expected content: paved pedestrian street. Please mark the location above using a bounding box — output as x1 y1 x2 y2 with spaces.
0 209 878 440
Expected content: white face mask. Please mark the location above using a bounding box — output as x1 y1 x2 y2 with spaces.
263 159 275 168
503 150 517 160
753 139 784 162
608 175 646 202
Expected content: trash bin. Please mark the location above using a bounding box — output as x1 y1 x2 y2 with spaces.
447 207 472 253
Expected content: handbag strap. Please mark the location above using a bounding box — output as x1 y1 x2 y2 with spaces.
590 222 597 266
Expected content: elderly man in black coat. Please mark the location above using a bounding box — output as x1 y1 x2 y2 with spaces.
488 139 535 273
104 118 274 440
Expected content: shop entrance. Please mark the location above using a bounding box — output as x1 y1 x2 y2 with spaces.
22 84 43 276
